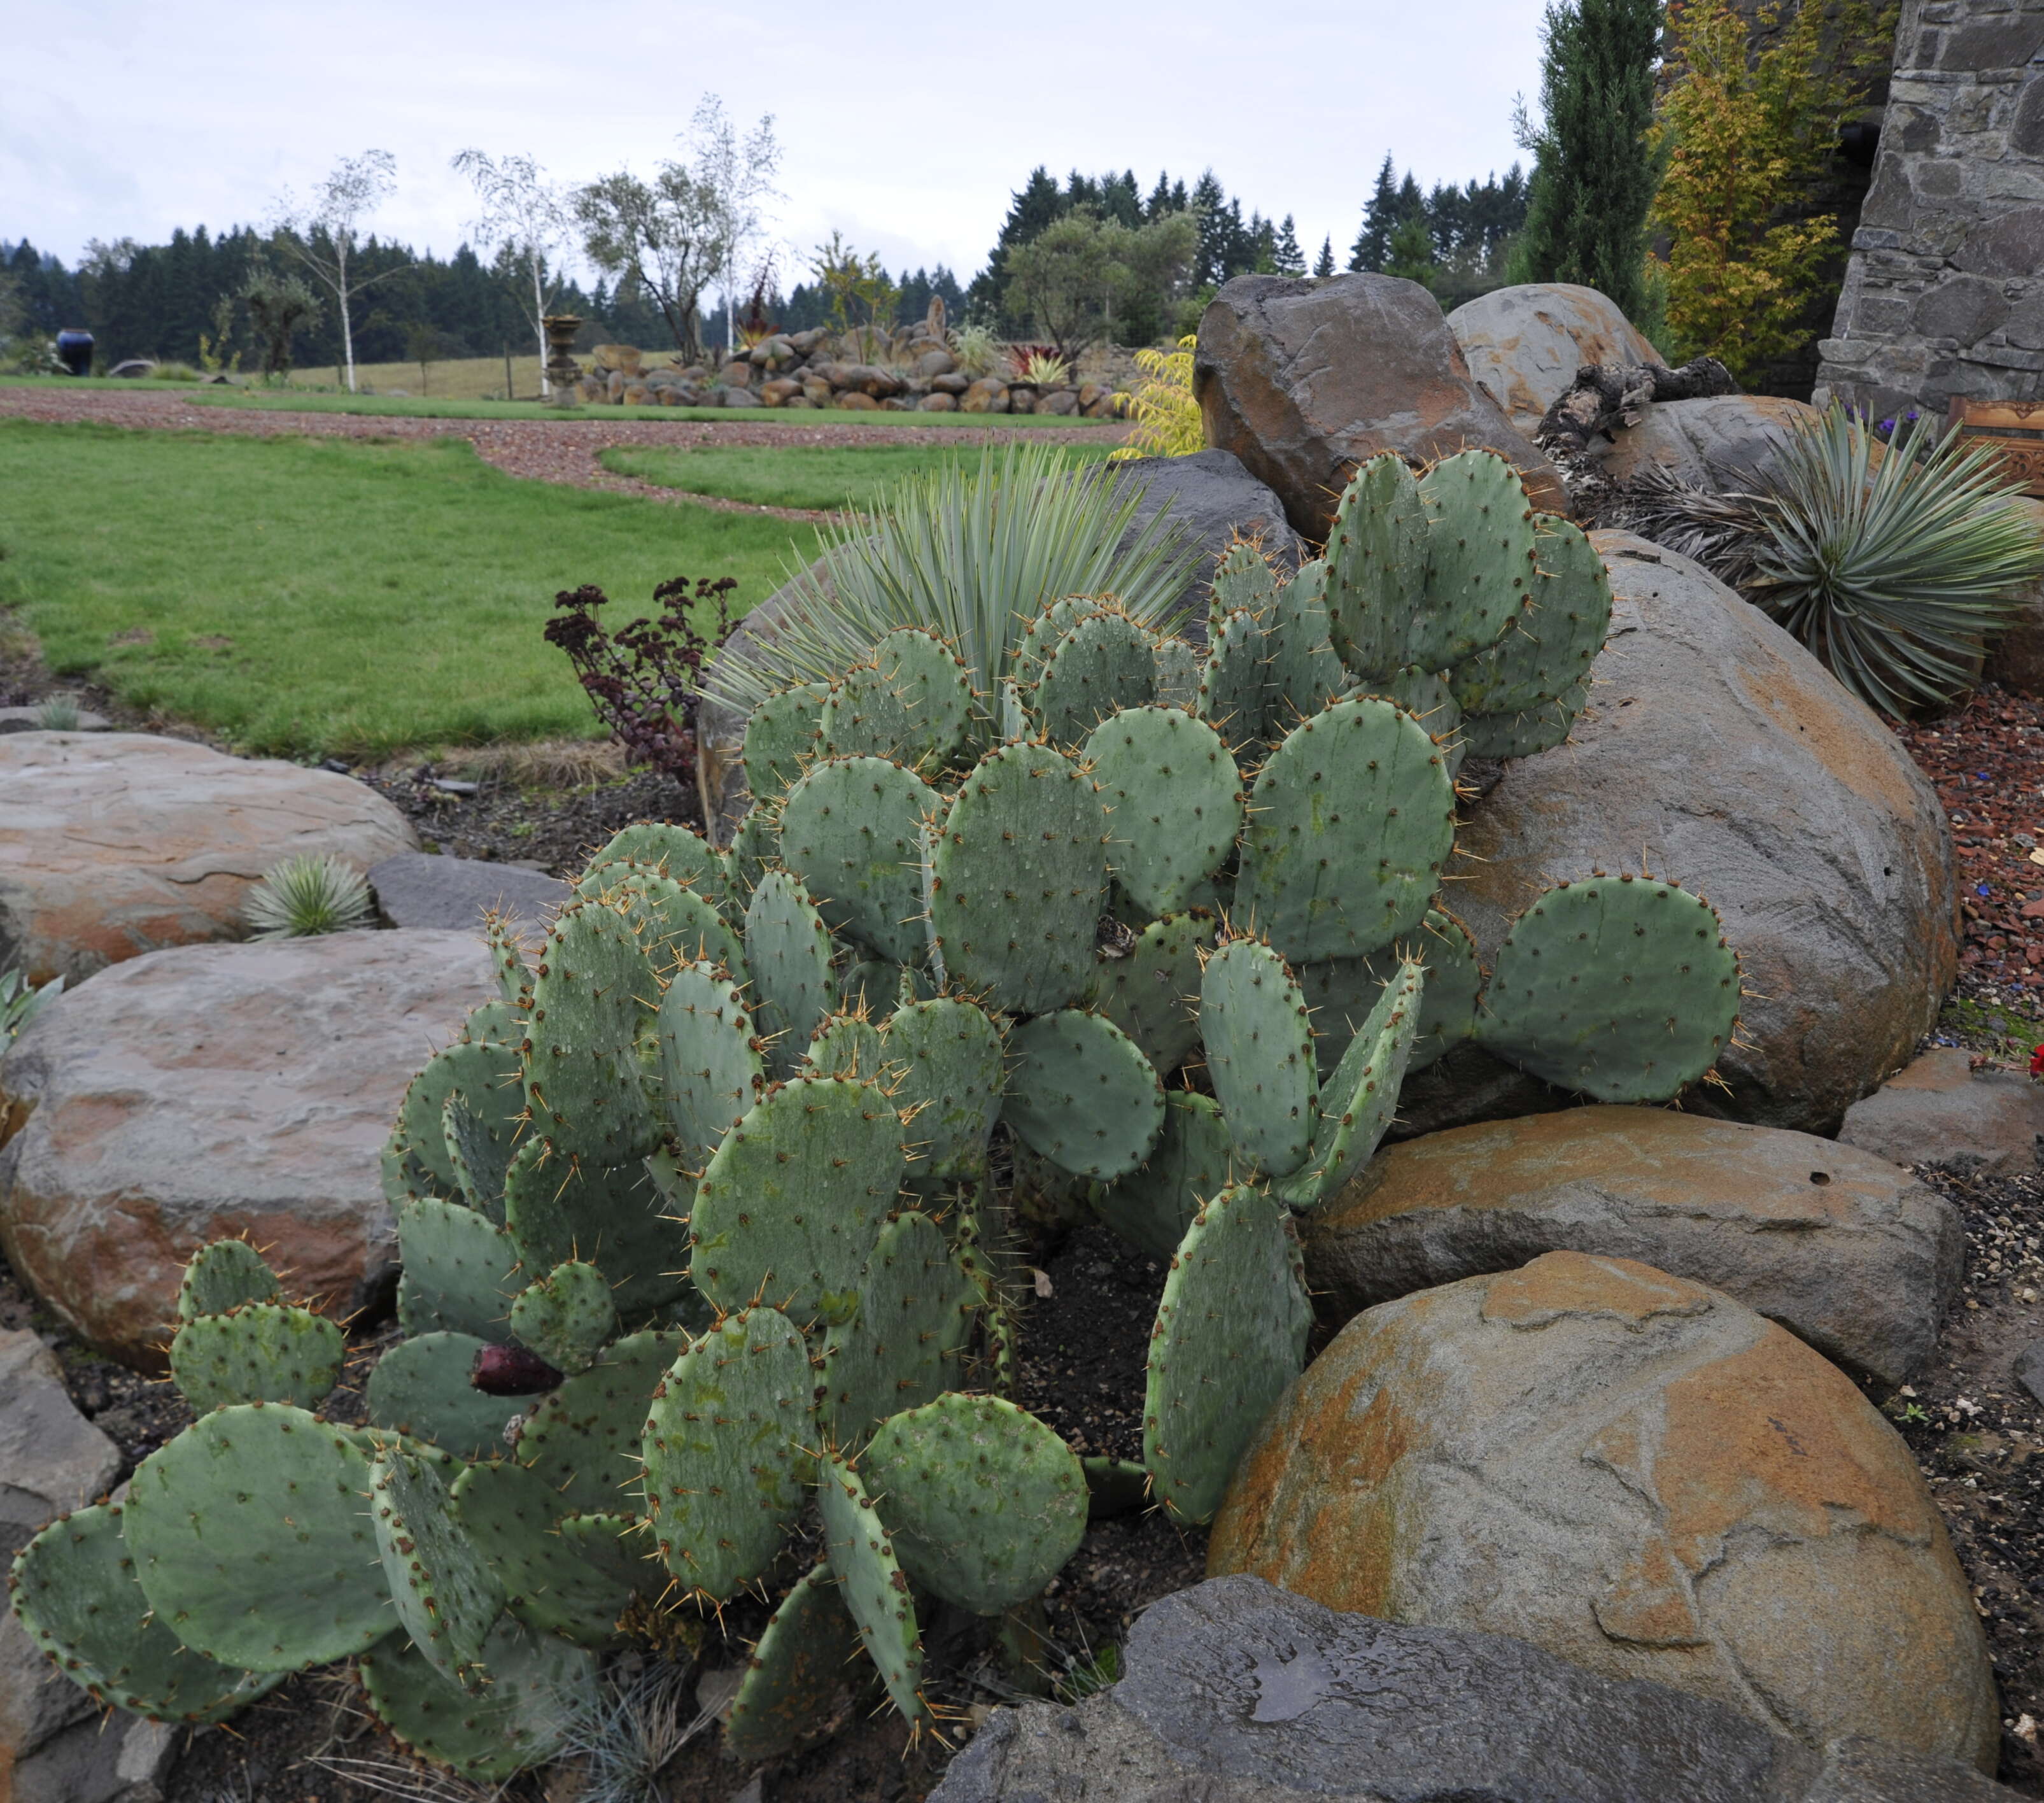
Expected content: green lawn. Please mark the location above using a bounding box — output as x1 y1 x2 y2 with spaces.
0 420 815 758
599 441 1120 511
0 376 1122 430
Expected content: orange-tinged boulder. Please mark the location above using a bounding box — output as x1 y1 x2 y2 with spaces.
1446 281 1665 436
1209 1251 1998 1771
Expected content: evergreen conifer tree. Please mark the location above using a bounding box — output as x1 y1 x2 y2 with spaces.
1314 236 1336 278
1509 0 1665 318
1274 215 1306 275
1349 156 1403 272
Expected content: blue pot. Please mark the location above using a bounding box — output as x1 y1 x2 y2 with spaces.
55 330 94 376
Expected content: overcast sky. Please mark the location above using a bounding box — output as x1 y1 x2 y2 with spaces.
8 1 1544 282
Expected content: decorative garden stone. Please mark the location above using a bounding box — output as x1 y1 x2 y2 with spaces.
1840 1045 2044 1178
1447 281 1666 437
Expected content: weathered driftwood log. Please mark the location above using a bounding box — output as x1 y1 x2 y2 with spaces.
1535 357 1741 456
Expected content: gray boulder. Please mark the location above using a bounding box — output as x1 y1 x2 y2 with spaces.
1446 533 1957 1135
1447 281 1666 437
933 1576 2012 1802
1840 1046 2044 1177
1101 449 1304 640
368 851 567 947
1192 272 1566 542
1309 1105 1962 1389
1592 393 1822 488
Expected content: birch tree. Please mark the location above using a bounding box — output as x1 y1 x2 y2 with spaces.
271 150 402 393
451 149 573 395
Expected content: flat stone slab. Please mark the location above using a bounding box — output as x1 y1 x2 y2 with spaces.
0 732 417 985
367 852 567 945
933 1576 2013 1802
1839 1047 2044 1177
0 930 495 1368
1309 1105 1963 1388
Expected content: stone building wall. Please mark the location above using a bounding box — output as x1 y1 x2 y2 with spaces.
1815 0 2044 421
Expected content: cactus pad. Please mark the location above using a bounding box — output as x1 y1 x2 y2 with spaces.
724 1561 869 1762
483 912 532 1007
1446 516 1611 721
584 824 730 909
1276 957 1425 1210
1152 636 1202 711
1458 679 1589 758
610 871 747 980
1260 560 1347 732
863 1393 1087 1615
451 1457 635 1647
397 1198 523 1343
358 1616 594 1781
401 1038 523 1201
8 1503 282 1722
370 1445 504 1690
1413 448 1539 670
509 1261 619 1374
512 1328 684 1518
780 754 939 966
689 1076 906 1327
744 870 838 1081
175 1239 280 1322
744 679 829 803
367 1331 519 1461
1324 451 1428 682
441 1092 519 1219
169 1303 344 1415
1031 606 1157 748
1091 1091 1233 1261
1003 1009 1164 1181
728 800 781 902
1476 875 1740 1102
1143 1184 1312 1525
820 627 973 774
1194 607 1272 763
1090 910 1215 1077
523 900 662 1164
802 1010 889 1080
819 1210 977 1448
1083 705 1241 917
815 1453 927 1727
882 996 1005 1182
123 1404 388 1671
501 1142 691 1323
1233 696 1456 966
657 958 766 1168
1351 909 1481 1072
641 1308 815 1600
1200 937 1319 1178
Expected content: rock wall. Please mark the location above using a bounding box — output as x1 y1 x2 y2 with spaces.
1815 0 2044 421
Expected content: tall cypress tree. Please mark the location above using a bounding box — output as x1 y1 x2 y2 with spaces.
1509 0 1665 319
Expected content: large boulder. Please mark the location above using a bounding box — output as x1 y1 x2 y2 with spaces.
0 930 496 1368
1307 1107 1963 1389
934 1576 2014 1803
1447 282 1666 437
1101 449 1304 639
1839 1046 2044 1178
1209 1252 1999 1772
0 732 416 986
367 851 566 948
1446 533 1956 1135
1591 394 1821 489
1192 272 1567 542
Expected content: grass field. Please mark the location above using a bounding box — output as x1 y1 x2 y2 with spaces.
599 441 1120 511
0 420 815 758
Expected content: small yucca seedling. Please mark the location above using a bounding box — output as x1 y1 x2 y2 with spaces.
35 695 81 730
242 854 373 940
1 968 63 1048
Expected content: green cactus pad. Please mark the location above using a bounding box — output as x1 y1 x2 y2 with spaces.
1031 606 1157 749
815 1453 927 1727
609 871 748 982
586 823 729 905
401 1037 523 1200
358 1616 595 1781
1276 957 1426 1210
802 1011 891 1080
1378 663 1464 745
999 677 1031 740
369 1445 504 1691
1143 1184 1312 1526
837 957 906 1015
450 1458 633 1647
1152 636 1202 711
642 1307 815 1601
1200 937 1319 1179
820 627 974 775
483 912 532 1007
8 1504 283 1722
168 1303 344 1416
1209 539 1281 629
690 1075 906 1328
1012 595 1102 690
1003 1009 1164 1182
725 1561 870 1762
175 1239 280 1323
780 755 940 966
728 800 781 902
513 1328 686 1518
555 1511 663 1603
744 870 839 1082
367 1332 519 1462
123 1404 388 1671
656 958 766 1169
882 996 1005 1182
441 1092 518 1219
1459 679 1589 758
462 996 525 1047
509 1261 619 1374
397 1198 523 1343
819 1210 977 1449
863 1393 1087 1615
383 1123 449 1210
745 679 830 804
1083 705 1242 917
1233 696 1456 966
523 900 662 1164
1260 560 1347 733
1092 1091 1234 1261
1082 1455 1152 1520
1413 448 1539 670
1476 875 1741 1101
1194 608 1272 764
1090 911 1215 1077
1446 516 1611 720
501 1141 691 1323
928 740 1107 1016
1324 451 1428 682
1351 908 1481 1072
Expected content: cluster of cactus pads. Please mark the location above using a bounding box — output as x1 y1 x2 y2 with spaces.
8 451 1744 1778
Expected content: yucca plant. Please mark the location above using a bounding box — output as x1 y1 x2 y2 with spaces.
35 695 81 730
242 854 374 940
949 322 999 377
1013 349 1072 388
702 439 1199 730
1 968 63 1049
1618 405 2044 716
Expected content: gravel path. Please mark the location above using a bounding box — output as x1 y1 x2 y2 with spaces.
0 385 1128 521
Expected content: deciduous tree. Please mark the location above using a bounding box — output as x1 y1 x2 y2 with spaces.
271 150 404 392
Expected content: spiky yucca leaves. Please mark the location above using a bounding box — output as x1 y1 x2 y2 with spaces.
241 854 372 939
0 968 63 1049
